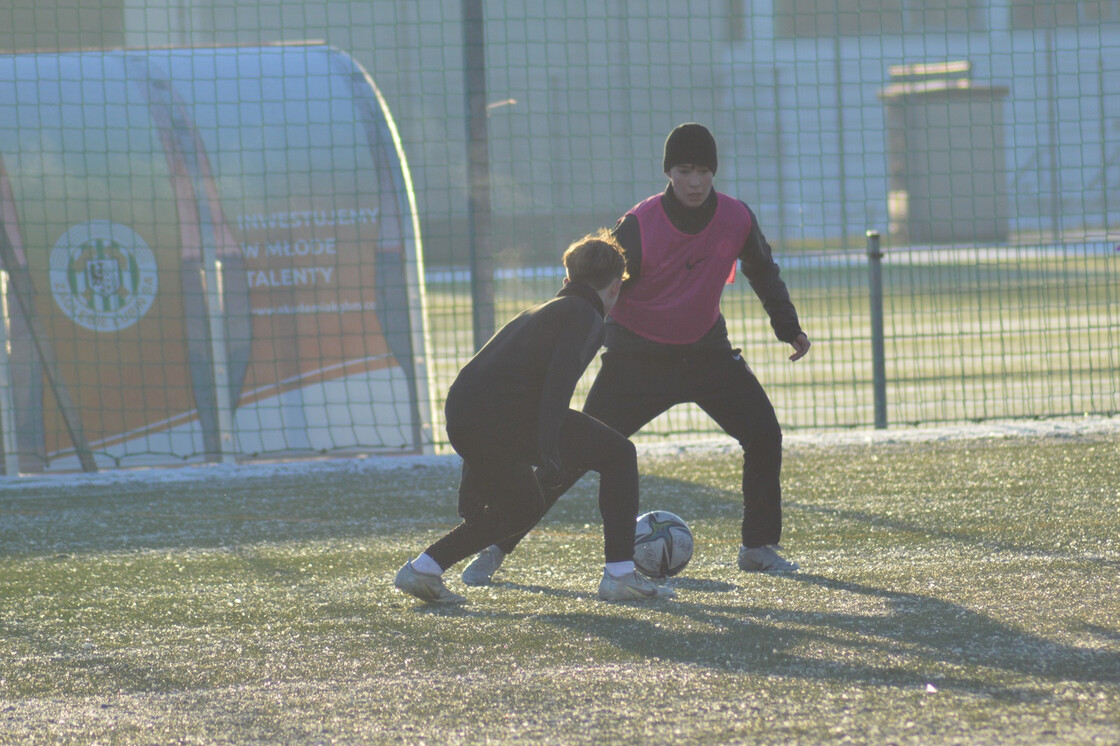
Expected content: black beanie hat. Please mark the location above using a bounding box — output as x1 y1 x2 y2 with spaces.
662 123 718 174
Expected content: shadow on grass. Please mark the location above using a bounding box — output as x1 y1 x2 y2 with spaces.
529 571 1120 697
790 500 1120 570
669 577 738 592
495 578 737 597
1078 623 1120 644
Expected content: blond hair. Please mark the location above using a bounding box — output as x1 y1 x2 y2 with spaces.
562 228 628 289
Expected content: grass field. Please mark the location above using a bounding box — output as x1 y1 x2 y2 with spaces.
1 420 1118 744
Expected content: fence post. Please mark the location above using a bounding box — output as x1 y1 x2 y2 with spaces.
202 260 237 464
834 36 850 251
866 230 887 429
462 0 495 349
0 271 19 476
1101 54 1110 236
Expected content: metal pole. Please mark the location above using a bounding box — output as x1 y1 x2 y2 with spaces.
834 35 849 251
867 230 887 429
773 65 786 248
0 271 19 476
1046 29 1062 240
462 0 495 349
202 260 236 464
1101 54 1110 235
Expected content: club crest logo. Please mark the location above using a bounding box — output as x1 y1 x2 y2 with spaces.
50 221 159 332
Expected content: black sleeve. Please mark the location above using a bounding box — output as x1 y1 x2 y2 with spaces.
536 302 604 462
738 204 804 343
610 213 642 284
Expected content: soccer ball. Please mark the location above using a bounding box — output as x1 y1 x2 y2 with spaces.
633 510 693 579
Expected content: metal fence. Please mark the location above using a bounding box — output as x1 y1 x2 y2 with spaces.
0 1 1117 471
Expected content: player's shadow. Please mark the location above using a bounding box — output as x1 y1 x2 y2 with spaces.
668 577 737 592
493 581 594 601
535 572 1120 695
401 578 699 611
1076 622 1120 644
788 500 1120 570
494 579 739 600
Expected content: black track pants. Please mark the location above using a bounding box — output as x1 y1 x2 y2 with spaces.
424 409 639 569
496 348 783 553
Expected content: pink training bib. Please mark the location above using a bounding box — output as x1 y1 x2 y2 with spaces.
609 193 751 344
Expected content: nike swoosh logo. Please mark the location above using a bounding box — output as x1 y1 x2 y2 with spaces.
685 257 707 270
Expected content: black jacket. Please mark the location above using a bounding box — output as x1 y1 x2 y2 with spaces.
444 281 606 464
609 186 803 354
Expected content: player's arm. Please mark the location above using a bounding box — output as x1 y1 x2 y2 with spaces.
738 204 809 359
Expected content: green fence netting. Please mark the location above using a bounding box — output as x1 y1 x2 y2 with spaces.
0 1 1117 471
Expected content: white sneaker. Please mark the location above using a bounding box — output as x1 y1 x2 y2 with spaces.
394 561 467 604
738 544 800 573
461 545 505 586
598 570 677 601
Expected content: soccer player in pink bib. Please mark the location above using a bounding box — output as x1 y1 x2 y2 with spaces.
462 123 812 585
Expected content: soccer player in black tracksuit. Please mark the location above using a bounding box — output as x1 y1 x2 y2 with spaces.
394 230 675 603
462 123 812 585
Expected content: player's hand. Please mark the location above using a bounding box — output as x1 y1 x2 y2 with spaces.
788 333 811 362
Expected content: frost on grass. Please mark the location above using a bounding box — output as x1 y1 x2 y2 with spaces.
2 416 1118 744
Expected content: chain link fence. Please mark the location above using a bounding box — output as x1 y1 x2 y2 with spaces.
1 1 1117 471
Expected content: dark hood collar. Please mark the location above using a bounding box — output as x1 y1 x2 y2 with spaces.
556 280 605 317
662 184 717 234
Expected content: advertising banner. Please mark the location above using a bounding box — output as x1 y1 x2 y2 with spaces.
0 44 431 471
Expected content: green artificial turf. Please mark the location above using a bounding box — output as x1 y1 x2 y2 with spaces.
1 432 1117 744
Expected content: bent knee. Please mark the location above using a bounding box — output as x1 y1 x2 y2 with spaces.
604 436 637 468
740 419 782 451
493 502 544 538
581 435 637 476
